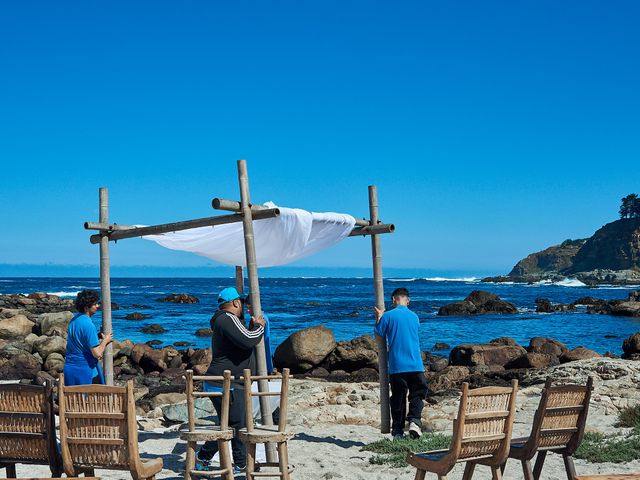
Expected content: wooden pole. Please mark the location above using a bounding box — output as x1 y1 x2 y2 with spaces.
98 188 114 385
235 266 244 294
237 160 277 461
369 185 390 433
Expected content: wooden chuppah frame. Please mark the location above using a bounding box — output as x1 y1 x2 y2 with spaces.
84 159 396 435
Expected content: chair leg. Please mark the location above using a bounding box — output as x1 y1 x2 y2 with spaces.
278 441 290 480
533 451 547 480
491 466 502 480
245 443 257 479
437 476 448 480
500 461 506 475
462 462 476 480
414 469 426 480
219 439 234 480
521 459 535 480
563 454 577 480
6 464 17 478
185 440 195 480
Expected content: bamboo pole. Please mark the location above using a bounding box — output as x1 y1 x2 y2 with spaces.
369 185 390 433
236 160 277 461
349 223 395 237
235 266 244 294
87 209 280 244
98 188 114 385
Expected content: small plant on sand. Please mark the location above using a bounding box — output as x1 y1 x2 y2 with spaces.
615 404 640 428
575 431 640 463
363 434 452 467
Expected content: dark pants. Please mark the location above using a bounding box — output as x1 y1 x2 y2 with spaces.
199 388 247 468
390 371 428 435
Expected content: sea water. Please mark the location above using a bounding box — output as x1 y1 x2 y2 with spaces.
1 277 638 355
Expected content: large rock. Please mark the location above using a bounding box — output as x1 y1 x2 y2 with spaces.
125 312 150 320
39 311 73 336
131 343 152 364
608 301 640 317
185 348 211 368
139 349 168 373
325 335 378 371
0 314 35 338
535 298 576 313
150 392 186 409
528 337 569 358
449 343 526 368
44 352 65 373
438 291 518 316
509 239 587 276
507 352 558 369
560 347 601 363
428 366 470 394
157 294 199 304
0 351 41 379
623 332 640 359
33 335 66 358
162 398 215 423
274 325 336 372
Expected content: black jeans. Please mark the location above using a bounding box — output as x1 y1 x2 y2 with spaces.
390 371 428 435
199 388 247 468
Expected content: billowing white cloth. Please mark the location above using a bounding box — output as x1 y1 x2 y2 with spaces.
142 202 356 267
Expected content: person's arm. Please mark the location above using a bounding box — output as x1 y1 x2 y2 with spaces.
374 310 388 339
91 332 113 360
219 312 264 349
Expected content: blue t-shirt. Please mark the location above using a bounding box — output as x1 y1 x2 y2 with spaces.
374 305 424 374
65 313 100 375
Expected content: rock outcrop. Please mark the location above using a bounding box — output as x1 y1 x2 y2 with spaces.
156 294 199 304
438 290 518 316
509 239 586 277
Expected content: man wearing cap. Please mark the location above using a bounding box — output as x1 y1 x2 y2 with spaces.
374 287 427 441
197 287 266 472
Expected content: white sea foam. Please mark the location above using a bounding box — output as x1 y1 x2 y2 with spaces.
388 277 479 283
45 291 80 297
555 278 587 287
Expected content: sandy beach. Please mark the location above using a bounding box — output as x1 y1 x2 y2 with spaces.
4 357 640 479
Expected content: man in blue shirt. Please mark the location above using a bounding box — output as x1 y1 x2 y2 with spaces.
374 287 427 440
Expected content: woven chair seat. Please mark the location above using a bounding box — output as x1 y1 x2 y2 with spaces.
180 427 234 442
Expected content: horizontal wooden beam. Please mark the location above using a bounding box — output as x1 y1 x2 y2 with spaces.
212 197 373 227
84 222 133 231
349 223 395 237
88 208 280 244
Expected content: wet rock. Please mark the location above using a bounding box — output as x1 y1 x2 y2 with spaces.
609 301 640 317
573 296 602 306
195 328 213 337
174 341 193 347
560 347 601 363
433 342 450 351
142 324 166 334
157 294 199 304
0 314 35 338
325 335 378 371
438 290 518 316
146 340 162 347
535 298 576 313
125 312 151 320
274 325 336 372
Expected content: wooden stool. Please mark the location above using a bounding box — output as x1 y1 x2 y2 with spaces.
238 368 294 479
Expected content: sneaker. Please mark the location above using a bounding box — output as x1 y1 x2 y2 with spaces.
195 453 216 472
409 421 422 439
392 433 405 441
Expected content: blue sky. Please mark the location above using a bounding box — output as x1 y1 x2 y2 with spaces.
1 1 638 276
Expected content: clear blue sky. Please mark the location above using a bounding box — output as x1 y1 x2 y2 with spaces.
1 1 638 276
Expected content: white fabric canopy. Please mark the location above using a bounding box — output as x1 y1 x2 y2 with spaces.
141 202 356 267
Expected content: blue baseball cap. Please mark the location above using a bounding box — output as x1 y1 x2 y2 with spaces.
217 287 242 304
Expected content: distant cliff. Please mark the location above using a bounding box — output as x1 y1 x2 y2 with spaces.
485 219 640 285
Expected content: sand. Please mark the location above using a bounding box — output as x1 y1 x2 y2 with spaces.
4 358 640 479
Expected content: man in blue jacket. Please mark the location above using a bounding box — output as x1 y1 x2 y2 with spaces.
374 287 427 440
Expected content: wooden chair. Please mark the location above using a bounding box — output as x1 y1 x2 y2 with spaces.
180 370 234 480
238 368 294 479
407 380 519 480
0 380 62 478
504 376 593 480
57 374 163 480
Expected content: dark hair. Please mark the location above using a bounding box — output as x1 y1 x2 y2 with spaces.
75 289 100 313
391 287 410 299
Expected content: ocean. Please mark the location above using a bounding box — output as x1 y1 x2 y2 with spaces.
1 277 639 356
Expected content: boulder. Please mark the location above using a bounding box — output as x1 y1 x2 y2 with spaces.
623 332 640 359
0 351 41 379
141 324 166 334
438 291 517 316
39 311 73 336
528 337 569 358
140 349 168 372
428 366 470 394
507 352 558 369
131 343 153 364
325 335 378 371
449 343 526 368
490 337 521 347
34 336 66 358
573 296 601 306
428 355 449 373
433 342 450 350
44 352 65 373
150 392 186 409
560 347 601 363
0 314 35 338
608 301 640 317
535 298 577 313
125 312 150 320
274 325 336 372
157 294 199 304
185 348 211 368
195 328 213 337
162 398 215 423
351 368 379 382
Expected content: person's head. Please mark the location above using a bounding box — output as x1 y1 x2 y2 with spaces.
75 289 100 316
391 287 410 306
217 287 244 316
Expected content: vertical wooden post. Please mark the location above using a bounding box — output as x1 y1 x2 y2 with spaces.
237 160 277 461
99 187 114 385
235 266 244 294
369 185 390 433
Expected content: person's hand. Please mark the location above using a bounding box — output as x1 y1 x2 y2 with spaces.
251 314 266 328
374 306 385 323
100 332 113 344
